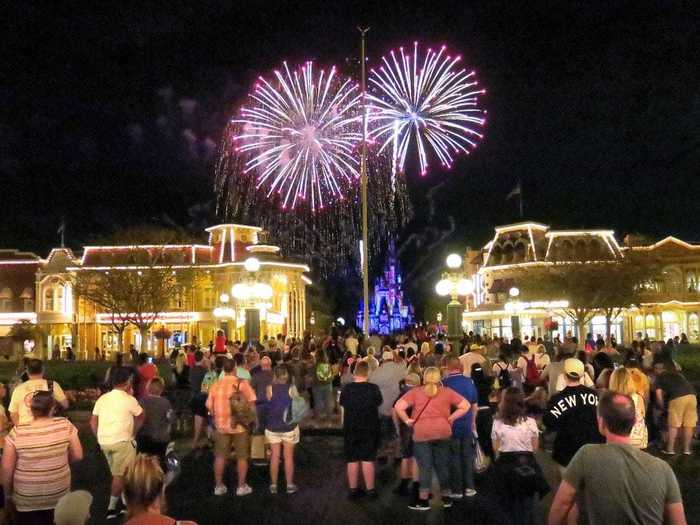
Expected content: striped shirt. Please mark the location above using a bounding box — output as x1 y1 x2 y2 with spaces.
5 417 76 512
205 375 255 434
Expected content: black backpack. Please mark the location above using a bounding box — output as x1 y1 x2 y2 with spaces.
495 362 512 389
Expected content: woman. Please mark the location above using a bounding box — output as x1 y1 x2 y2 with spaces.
609 367 648 448
265 365 300 494
364 347 379 374
312 349 334 421
395 367 470 510
172 350 191 435
491 387 549 525
124 454 196 524
472 363 496 458
2 391 83 524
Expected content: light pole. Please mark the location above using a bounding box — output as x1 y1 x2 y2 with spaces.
435 253 474 351
358 26 370 337
507 287 521 339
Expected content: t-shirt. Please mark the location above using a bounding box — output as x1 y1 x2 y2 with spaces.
139 395 173 443
543 385 604 466
442 372 478 438
250 369 274 401
564 443 682 525
369 362 407 417
491 417 539 452
189 365 207 394
399 386 465 442
92 389 144 445
340 381 382 433
5 417 77 512
235 367 252 381
655 371 696 402
345 337 359 355
9 378 68 425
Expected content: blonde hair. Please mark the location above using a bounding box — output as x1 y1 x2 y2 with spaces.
125 454 164 517
420 342 431 355
609 367 635 396
148 376 165 395
422 367 442 398
175 351 186 374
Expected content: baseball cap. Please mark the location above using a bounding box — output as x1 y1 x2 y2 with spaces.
382 350 394 361
564 358 584 380
54 490 93 525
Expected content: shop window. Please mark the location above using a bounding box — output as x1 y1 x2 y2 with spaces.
644 314 656 339
688 314 699 341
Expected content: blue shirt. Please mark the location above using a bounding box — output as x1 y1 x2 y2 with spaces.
443 372 478 438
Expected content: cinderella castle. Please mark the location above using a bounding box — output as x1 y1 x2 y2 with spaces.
356 241 414 334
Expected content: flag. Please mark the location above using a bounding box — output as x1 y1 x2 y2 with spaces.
506 182 521 201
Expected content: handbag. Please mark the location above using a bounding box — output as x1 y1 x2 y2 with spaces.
473 437 491 473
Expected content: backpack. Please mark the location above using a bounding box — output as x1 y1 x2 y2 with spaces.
229 380 257 430
283 390 310 426
315 363 333 383
495 362 512 389
524 355 540 385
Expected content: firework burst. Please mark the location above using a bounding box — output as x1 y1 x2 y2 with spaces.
232 61 362 211
367 42 486 175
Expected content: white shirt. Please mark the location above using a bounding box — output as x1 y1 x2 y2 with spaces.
491 417 539 452
92 389 143 445
345 337 359 355
9 378 67 425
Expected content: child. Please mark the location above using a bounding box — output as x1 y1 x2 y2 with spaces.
137 377 174 464
392 373 421 501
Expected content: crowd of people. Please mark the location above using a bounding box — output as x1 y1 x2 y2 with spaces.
0 326 694 524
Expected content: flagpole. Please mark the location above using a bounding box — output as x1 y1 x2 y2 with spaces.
519 182 524 219
359 26 370 336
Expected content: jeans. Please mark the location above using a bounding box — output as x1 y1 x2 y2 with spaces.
413 439 450 492
312 383 333 418
448 436 475 493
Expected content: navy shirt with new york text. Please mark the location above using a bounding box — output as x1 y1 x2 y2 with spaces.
442 372 478 438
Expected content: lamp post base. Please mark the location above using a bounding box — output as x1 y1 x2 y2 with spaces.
447 300 464 353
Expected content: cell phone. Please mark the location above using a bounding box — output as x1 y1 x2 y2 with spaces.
148 357 154 364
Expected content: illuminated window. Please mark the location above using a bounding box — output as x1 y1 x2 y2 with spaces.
55 287 64 312
203 287 215 309
20 288 33 312
0 288 12 312
44 288 54 311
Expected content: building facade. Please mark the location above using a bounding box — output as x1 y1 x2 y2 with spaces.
0 224 310 359
356 241 414 334
460 222 700 344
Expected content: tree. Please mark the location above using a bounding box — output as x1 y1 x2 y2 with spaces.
74 227 195 354
8 321 42 358
516 256 659 347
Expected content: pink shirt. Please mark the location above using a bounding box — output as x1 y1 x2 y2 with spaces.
399 386 465 442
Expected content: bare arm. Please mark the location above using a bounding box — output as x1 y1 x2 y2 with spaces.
133 412 145 435
68 429 84 463
548 480 577 525
531 434 540 452
656 389 665 410
665 502 687 525
2 443 16 501
492 436 501 457
394 399 413 426
9 412 18 427
448 399 470 424
471 405 478 434
89 415 98 436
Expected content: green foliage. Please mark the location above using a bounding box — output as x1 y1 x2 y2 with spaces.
8 321 42 342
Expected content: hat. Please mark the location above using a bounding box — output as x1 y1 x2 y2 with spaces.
382 350 394 361
54 490 93 525
405 373 421 386
564 358 585 380
469 344 483 352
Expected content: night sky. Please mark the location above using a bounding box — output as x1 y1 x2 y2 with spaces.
4 2 700 318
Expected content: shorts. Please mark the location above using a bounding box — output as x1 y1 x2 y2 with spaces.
190 392 209 418
344 430 380 463
101 440 137 477
668 394 698 428
265 427 300 445
215 431 251 460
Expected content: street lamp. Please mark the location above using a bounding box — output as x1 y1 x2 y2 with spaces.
435 253 474 346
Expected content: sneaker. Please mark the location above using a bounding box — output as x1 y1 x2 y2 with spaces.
662 450 676 456
408 498 430 511
449 492 463 499
270 484 278 494
236 484 253 496
286 484 298 494
683 450 693 456
106 509 121 520
348 488 363 500
366 489 379 499
464 488 477 497
214 484 228 496
442 496 453 509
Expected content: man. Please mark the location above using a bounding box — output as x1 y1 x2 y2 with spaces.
549 392 687 525
129 344 138 364
136 352 158 399
91 367 144 520
369 350 406 461
655 358 697 455
540 347 575 400
442 357 478 498
345 330 359 356
459 344 488 377
543 358 604 475
339 360 383 499
9 358 69 425
206 358 257 496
